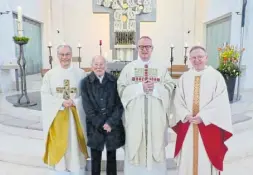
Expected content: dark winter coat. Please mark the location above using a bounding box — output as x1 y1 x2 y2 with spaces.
80 71 125 151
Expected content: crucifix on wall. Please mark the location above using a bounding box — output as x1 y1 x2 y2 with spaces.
93 0 156 61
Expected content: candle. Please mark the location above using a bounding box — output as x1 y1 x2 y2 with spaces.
184 42 188 47
170 44 174 48
48 41 52 47
99 40 102 46
17 6 23 37
78 43 81 47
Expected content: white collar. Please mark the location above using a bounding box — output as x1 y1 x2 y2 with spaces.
137 56 151 65
59 64 73 71
192 65 209 75
96 75 104 83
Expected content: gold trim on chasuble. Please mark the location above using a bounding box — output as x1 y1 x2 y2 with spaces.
43 79 89 166
192 76 201 175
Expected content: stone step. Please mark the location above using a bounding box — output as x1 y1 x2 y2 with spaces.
0 124 177 171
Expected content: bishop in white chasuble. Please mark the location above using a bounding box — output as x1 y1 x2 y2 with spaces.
172 46 233 175
41 64 89 175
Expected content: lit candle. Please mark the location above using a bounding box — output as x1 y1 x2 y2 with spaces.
170 44 174 48
78 43 81 47
17 6 23 37
184 42 188 47
48 41 52 47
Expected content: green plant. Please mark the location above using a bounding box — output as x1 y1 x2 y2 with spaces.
13 36 29 43
217 44 245 79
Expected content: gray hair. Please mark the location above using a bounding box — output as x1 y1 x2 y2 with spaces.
189 45 207 54
91 55 108 66
139 36 152 42
57 44 72 54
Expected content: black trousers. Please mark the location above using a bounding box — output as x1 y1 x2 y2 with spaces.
91 148 117 175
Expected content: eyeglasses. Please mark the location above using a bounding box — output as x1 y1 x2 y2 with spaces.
190 55 206 60
138 45 153 50
58 53 71 57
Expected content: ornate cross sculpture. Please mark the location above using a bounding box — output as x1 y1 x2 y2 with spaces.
132 64 160 82
93 0 156 60
56 80 77 100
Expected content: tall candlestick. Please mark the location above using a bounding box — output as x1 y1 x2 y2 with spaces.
184 46 188 65
48 42 53 69
99 40 102 55
77 43 82 68
170 44 174 76
17 6 23 37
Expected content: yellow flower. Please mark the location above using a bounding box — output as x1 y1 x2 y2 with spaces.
122 3 128 9
121 15 128 22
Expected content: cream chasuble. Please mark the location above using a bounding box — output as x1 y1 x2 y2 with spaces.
172 66 233 175
41 65 89 175
117 59 176 175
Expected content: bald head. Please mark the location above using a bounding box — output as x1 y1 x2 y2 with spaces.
91 55 107 77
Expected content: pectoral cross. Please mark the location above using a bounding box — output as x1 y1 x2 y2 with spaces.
131 64 160 83
56 80 77 100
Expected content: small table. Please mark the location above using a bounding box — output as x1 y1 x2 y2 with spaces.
0 63 19 91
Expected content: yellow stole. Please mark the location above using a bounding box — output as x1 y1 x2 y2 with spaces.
43 106 89 166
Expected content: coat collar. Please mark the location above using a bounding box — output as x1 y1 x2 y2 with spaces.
88 71 115 83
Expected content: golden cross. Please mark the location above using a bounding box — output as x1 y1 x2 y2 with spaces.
56 79 77 100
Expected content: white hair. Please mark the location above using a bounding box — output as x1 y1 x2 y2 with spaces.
91 55 108 66
57 44 72 54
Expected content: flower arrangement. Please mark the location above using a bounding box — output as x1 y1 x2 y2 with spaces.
217 44 245 79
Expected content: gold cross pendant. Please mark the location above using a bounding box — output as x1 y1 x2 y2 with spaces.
56 79 77 100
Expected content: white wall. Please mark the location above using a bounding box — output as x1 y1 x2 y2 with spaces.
206 0 253 89
0 0 45 92
44 0 206 68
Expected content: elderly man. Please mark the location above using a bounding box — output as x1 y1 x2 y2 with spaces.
172 46 233 175
81 55 125 175
117 36 175 175
41 44 89 175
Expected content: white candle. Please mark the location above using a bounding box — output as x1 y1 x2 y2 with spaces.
17 6 23 37
48 42 52 47
78 43 81 47
184 42 188 47
171 44 174 48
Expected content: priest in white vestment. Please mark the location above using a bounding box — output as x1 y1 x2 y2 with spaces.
117 36 176 175
41 45 89 175
172 46 233 175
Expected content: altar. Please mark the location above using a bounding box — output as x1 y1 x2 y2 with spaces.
0 62 19 92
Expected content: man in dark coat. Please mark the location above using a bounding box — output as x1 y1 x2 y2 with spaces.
80 55 125 175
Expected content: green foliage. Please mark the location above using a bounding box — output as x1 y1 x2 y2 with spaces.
13 36 29 43
217 44 244 79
